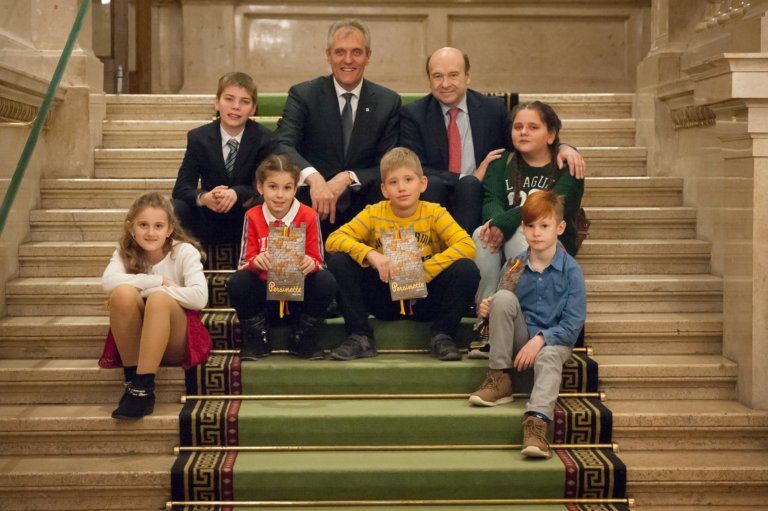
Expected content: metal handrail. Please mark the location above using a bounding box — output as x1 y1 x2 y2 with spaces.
0 0 92 235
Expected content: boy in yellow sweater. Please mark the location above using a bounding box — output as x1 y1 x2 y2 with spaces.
325 147 480 361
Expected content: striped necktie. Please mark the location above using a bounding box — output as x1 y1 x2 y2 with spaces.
224 139 239 177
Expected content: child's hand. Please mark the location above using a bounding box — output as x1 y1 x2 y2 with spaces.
478 221 504 253
365 250 391 283
514 334 545 372
162 277 179 288
250 252 272 272
299 255 317 276
477 296 493 319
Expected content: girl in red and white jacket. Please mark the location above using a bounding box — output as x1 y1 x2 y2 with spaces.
227 154 337 360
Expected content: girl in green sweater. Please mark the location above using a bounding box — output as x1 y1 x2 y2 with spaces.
473 101 584 300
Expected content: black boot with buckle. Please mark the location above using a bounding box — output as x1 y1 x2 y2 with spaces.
240 313 271 361
291 314 324 360
112 372 155 420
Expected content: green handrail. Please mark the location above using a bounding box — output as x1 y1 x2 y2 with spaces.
0 0 92 235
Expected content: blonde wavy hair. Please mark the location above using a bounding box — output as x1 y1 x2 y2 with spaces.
119 192 205 273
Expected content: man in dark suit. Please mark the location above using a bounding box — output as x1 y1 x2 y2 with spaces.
275 19 401 234
172 72 278 245
400 47 585 233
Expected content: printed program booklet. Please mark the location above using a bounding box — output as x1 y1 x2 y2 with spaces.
380 226 428 301
266 223 305 302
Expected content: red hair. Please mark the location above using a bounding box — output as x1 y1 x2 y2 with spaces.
521 190 564 224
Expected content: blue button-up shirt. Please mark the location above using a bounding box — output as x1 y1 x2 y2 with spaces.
515 244 586 348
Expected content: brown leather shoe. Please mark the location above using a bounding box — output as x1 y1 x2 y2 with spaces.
521 415 551 458
468 369 513 406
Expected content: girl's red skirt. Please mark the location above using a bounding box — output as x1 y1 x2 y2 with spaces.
98 309 211 370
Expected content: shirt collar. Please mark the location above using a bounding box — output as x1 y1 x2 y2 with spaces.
332 77 363 100
440 94 468 117
525 242 567 273
220 126 244 148
262 198 301 226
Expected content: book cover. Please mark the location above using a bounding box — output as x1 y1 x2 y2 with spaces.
380 226 428 301
266 223 305 301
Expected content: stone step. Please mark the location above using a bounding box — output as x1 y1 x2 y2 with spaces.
100 118 636 148
18 241 116 277
584 207 697 239
0 312 723 360
40 175 683 209
0 316 108 359
0 359 185 405
593 354 737 401
26 206 696 242
0 451 764 510
622 450 768 507
585 312 723 355
0 453 173 510
611 399 768 451
104 92 635 120
585 176 683 207
5 398 765 457
93 146 648 178
577 239 712 274
4 273 722 317
0 403 181 455
0 354 736 405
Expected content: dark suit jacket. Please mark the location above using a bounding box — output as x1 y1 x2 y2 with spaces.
172 119 279 206
274 75 401 189
399 89 512 180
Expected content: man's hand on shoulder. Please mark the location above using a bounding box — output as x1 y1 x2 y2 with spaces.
556 145 586 179
473 148 505 182
305 173 338 224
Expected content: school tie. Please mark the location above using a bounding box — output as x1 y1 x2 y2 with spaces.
224 139 239 177
447 107 461 174
341 92 354 157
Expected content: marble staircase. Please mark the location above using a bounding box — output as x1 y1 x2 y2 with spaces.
1 93 767 510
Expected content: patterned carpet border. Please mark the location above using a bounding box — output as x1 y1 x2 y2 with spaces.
554 397 612 444
185 353 242 396
556 448 626 499
171 450 237 502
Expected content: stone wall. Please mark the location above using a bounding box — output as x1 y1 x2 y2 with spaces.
635 0 768 408
0 0 104 315
146 0 650 93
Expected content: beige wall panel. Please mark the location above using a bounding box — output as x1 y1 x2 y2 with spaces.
236 12 428 92
450 14 636 92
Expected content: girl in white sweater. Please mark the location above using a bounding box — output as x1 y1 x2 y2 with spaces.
101 192 210 419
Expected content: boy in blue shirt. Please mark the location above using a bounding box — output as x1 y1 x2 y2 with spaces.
469 190 586 458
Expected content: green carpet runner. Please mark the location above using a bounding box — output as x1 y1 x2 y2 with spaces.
169 249 629 509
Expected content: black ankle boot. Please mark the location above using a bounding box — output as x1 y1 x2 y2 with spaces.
122 366 137 385
112 373 155 420
240 314 271 361
291 314 324 360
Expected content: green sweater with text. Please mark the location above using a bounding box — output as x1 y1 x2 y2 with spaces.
482 151 584 255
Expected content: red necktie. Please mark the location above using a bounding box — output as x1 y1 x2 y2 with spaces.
447 107 461 173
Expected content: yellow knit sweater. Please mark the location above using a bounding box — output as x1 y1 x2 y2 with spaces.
325 201 476 283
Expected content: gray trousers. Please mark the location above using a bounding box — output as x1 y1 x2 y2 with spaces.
488 289 572 420
472 226 529 301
